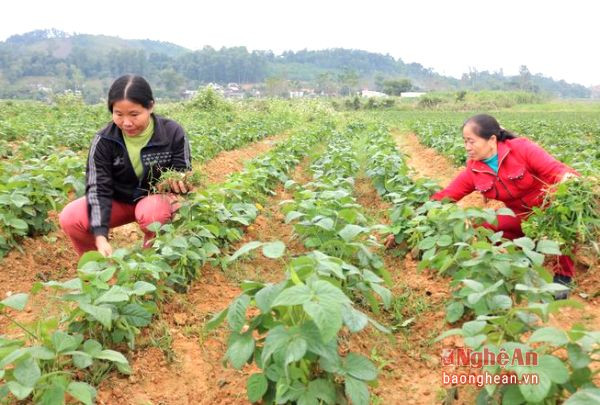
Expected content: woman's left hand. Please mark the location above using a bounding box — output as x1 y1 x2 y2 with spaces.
560 172 577 183
167 179 189 194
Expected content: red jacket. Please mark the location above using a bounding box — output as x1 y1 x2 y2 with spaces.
432 138 576 217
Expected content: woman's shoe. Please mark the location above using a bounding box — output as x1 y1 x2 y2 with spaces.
553 274 572 300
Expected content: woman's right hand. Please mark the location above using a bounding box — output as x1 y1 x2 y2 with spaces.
384 234 397 249
95 235 113 257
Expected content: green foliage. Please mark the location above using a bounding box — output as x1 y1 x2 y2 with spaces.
522 177 600 257
363 125 600 404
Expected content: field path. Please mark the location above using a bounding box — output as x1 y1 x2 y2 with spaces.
393 130 600 340
96 157 312 405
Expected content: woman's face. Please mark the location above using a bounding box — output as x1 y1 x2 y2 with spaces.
463 123 497 161
112 99 153 136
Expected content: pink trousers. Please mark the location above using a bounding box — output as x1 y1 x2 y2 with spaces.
59 195 177 256
484 214 574 277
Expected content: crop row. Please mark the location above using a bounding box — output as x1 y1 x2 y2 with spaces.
209 122 395 404
0 121 329 404
0 99 325 257
364 127 600 404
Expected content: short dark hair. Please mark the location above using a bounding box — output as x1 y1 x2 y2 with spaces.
107 75 154 112
463 114 516 142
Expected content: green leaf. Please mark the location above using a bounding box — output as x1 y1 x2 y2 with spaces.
226 332 255 369
255 283 286 313
94 286 129 304
272 285 313 307
0 293 28 311
131 281 156 296
66 382 96 405
536 239 562 255
370 283 392 308
524 249 545 266
37 382 65 405
14 356 41 387
303 301 342 342
28 346 55 360
490 295 512 310
437 235 453 247
462 279 484 292
462 321 486 336
311 280 350 305
315 217 335 231
529 327 569 346
344 376 369 405
539 355 569 384
518 371 551 402
228 241 263 262
285 211 304 223
6 381 33 400
285 336 307 365
567 343 590 369
205 308 228 332
564 388 600 405
446 302 464 323
120 303 152 327
7 218 28 230
513 237 535 251
262 241 286 259
247 373 268 403
227 294 250 333
308 379 336 404
44 278 82 290
51 331 82 353
82 340 102 357
77 251 105 269
464 334 486 349
116 361 132 375
262 326 291 365
344 353 378 381
0 348 28 368
342 305 368 332
418 236 437 250
10 194 31 208
496 207 515 217
338 224 366 242
94 349 128 364
71 351 93 369
79 303 112 329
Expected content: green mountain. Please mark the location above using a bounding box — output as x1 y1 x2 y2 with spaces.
3 29 189 58
0 29 591 101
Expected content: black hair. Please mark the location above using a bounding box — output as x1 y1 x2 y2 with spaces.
107 75 154 112
462 114 516 142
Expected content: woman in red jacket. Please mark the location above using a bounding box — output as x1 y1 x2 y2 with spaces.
393 114 577 296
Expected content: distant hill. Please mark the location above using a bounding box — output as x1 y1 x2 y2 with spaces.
4 29 189 58
0 28 591 101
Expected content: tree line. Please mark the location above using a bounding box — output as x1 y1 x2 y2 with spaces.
0 30 591 101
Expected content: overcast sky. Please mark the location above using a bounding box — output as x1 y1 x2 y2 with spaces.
2 0 598 86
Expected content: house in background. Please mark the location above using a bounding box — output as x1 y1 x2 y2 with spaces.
361 89 388 98
400 92 426 98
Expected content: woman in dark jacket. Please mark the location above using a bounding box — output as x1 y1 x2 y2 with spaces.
60 75 192 257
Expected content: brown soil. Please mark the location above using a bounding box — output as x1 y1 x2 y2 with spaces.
96 158 312 405
197 134 286 185
350 170 475 403
0 133 287 332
